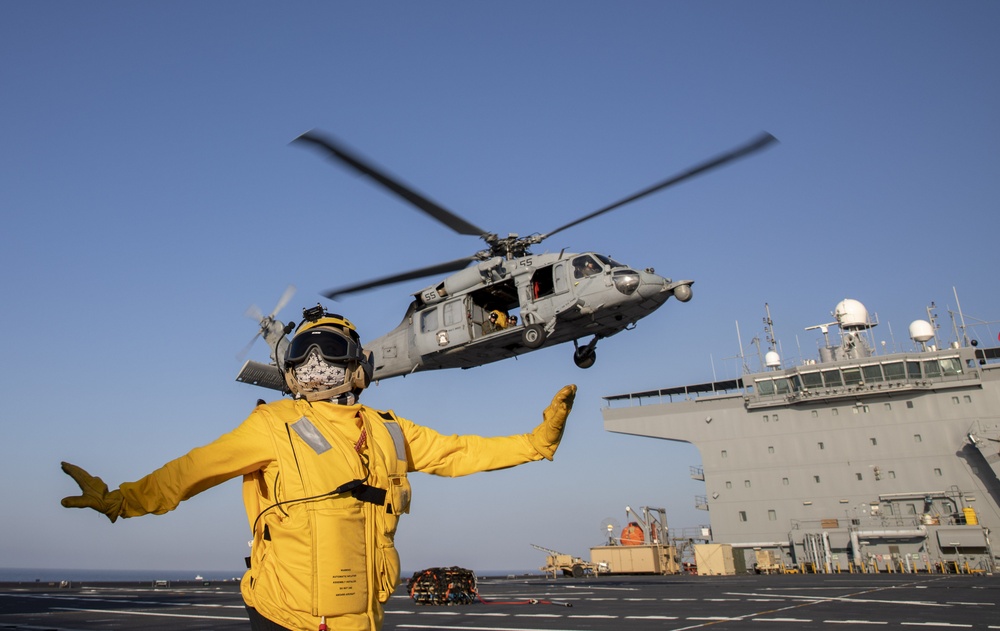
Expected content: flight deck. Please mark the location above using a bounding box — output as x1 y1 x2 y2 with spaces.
1 573 997 630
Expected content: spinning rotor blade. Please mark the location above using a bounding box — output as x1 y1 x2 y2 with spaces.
542 132 778 240
294 130 488 237
271 284 297 318
323 255 477 300
238 285 296 361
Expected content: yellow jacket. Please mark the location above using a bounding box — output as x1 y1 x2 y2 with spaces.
118 399 544 631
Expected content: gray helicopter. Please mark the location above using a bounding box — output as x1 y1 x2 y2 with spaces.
237 130 776 391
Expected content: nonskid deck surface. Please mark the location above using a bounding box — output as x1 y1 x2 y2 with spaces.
1 574 997 630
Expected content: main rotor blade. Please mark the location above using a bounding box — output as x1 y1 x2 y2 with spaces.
295 130 488 237
542 132 778 240
323 255 478 300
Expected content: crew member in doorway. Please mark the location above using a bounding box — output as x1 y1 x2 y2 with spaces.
488 309 509 331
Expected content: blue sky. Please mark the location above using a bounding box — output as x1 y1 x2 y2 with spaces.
2 2 998 577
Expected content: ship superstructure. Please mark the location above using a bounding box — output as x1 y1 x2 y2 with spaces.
603 298 1000 573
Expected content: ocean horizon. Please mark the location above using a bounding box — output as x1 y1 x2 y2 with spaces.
0 566 539 583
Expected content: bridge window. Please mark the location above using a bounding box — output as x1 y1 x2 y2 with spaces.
823 370 843 387
801 372 823 389
907 361 922 379
774 378 792 395
862 364 884 382
940 357 963 376
756 380 775 396
883 362 905 380
923 360 941 378
842 368 862 386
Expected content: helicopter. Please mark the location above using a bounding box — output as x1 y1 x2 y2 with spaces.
236 130 777 392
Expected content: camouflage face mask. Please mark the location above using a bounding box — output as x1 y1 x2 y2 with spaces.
292 349 347 393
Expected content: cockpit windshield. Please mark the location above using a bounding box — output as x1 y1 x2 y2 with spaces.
594 254 624 268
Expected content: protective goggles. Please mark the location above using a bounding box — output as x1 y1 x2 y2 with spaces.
286 328 363 367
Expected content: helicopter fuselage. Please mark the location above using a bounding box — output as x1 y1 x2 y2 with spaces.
367 251 692 379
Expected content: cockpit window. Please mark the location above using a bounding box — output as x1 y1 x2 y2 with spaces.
572 255 603 279
594 253 624 268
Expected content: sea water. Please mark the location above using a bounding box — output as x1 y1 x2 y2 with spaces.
0 567 535 583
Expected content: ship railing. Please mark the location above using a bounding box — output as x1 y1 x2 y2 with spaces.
790 516 928 531
603 378 746 408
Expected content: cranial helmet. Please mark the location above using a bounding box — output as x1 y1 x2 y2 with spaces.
283 308 374 401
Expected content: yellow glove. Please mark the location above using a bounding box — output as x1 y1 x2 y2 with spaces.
60 462 125 523
528 384 577 460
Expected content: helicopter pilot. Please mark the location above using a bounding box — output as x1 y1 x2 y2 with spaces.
60 309 576 631
573 256 601 279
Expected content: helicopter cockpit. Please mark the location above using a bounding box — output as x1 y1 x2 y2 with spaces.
572 254 603 279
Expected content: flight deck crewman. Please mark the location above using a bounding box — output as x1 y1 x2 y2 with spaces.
60 310 576 631
487 309 508 332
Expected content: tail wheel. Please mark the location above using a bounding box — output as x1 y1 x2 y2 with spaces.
522 324 546 349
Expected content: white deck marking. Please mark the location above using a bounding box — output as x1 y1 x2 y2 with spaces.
51 607 246 621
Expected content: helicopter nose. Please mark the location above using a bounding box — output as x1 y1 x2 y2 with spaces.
635 272 693 306
635 270 671 302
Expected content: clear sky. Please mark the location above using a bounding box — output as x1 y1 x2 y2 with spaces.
2 2 998 577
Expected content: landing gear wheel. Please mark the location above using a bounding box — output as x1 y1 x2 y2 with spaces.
522 324 546 349
573 348 597 369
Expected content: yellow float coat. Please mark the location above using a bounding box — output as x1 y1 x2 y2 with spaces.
118 399 544 630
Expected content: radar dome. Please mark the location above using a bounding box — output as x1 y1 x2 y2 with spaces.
835 299 870 329
765 350 781 368
909 320 934 343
